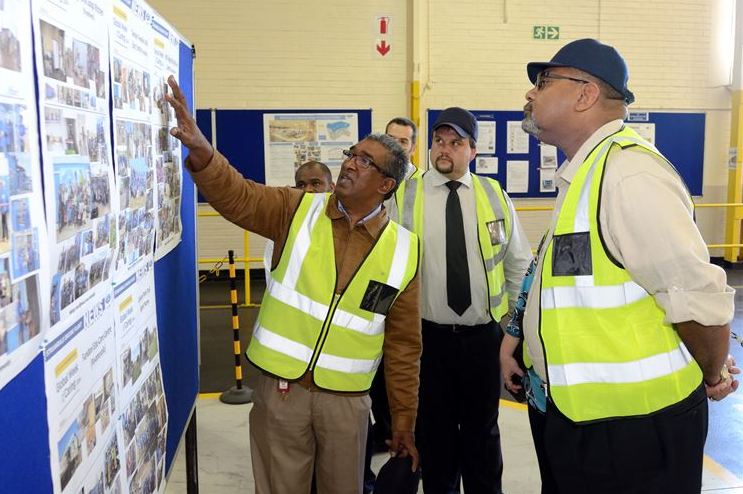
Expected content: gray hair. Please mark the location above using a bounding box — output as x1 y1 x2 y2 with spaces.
363 133 407 200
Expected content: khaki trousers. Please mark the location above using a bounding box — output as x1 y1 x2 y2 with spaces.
249 373 371 494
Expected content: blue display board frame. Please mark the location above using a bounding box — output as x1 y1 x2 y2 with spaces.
427 109 705 197
0 39 198 492
194 108 372 194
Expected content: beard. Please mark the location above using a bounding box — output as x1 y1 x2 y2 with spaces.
433 157 454 174
521 113 541 138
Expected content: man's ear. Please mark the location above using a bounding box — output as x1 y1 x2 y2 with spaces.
329 182 335 192
576 82 601 112
378 177 396 197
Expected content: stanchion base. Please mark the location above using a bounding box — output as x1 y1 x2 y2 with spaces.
219 386 253 405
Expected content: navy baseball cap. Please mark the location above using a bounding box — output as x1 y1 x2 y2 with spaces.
432 107 478 142
526 38 635 104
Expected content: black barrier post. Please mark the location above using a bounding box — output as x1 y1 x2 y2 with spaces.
219 250 253 404
186 411 198 493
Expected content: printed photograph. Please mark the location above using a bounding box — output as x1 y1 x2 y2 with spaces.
57 419 82 490
11 228 40 279
0 102 29 154
54 161 91 241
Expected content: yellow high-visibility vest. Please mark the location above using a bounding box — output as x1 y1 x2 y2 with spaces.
248 193 419 392
396 174 512 321
540 126 701 422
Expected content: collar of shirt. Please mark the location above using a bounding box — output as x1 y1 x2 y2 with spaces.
555 119 624 186
405 162 417 179
330 195 387 236
427 166 473 189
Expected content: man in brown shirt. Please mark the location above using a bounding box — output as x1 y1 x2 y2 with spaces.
165 76 421 494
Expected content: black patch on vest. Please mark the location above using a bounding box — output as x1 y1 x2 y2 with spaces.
552 232 592 276
360 281 399 315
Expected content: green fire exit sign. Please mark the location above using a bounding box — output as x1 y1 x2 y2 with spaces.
533 26 560 40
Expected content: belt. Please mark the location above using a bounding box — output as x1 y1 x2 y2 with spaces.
269 371 367 396
422 319 493 334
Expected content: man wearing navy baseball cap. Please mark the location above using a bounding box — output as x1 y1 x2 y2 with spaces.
389 106 532 493
511 38 738 493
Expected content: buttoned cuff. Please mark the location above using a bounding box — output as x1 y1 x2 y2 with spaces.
656 285 735 326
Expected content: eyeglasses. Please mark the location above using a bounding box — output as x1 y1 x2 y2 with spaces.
535 72 590 90
342 149 391 177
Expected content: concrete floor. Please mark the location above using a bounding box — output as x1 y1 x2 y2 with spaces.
162 270 743 493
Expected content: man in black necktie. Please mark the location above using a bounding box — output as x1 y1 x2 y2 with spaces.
391 107 532 493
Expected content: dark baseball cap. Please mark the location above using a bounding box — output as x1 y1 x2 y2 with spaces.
374 456 420 494
432 107 478 142
526 38 635 104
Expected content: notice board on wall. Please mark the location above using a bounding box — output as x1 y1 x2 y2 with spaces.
195 108 373 194
0 1 199 493
427 109 705 197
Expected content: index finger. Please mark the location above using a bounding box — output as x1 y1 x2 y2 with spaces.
167 75 187 107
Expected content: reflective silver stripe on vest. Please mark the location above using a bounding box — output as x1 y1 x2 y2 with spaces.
541 279 649 309
266 204 413 337
315 352 381 374
253 324 314 363
401 180 418 231
268 279 384 335
574 138 614 232
489 283 506 311
331 309 384 335
268 279 330 321
283 193 327 290
386 226 413 289
548 343 693 386
474 175 510 265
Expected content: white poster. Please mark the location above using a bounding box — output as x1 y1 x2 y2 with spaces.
477 120 496 154
475 156 498 175
150 9 182 260
0 0 48 390
506 160 529 193
34 0 116 334
540 144 558 169
627 122 656 145
507 120 530 154
43 294 118 494
263 113 359 186
114 263 168 494
540 167 556 193
110 0 156 282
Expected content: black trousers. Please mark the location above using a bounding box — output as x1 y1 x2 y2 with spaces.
418 319 503 494
539 383 708 494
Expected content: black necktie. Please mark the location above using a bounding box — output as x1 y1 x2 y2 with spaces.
445 181 471 316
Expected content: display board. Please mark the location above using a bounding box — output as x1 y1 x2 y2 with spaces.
427 109 705 197
0 1 198 493
194 108 372 194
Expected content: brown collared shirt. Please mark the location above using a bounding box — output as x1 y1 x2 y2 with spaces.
188 150 422 432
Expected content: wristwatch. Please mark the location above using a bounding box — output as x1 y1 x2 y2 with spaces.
707 365 730 387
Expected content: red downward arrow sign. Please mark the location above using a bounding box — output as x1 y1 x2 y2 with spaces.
376 40 390 56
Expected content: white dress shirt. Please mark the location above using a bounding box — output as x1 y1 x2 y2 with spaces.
406 168 532 325
522 119 735 380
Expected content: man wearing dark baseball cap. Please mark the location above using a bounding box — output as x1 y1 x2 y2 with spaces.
389 106 532 493
511 38 737 493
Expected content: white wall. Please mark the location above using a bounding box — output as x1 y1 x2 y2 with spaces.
149 0 735 262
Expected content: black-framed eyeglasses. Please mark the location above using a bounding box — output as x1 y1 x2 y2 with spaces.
342 149 392 178
535 72 590 90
